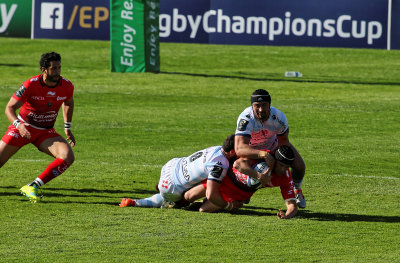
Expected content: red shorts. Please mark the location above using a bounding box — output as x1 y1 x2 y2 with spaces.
1 124 61 148
202 178 255 203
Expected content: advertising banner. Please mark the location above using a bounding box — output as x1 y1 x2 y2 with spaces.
391 0 400 49
159 0 389 49
32 0 109 40
110 0 159 72
0 0 31 37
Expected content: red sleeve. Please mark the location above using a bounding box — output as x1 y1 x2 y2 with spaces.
12 80 30 102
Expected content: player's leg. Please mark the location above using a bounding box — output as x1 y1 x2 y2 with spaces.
0 124 29 168
0 140 21 168
29 136 74 188
184 184 206 203
289 143 306 208
199 200 223 213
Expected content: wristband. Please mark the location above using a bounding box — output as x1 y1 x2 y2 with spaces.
64 122 71 130
13 119 21 129
224 202 233 211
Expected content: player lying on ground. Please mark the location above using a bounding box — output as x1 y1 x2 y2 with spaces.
184 145 298 219
120 134 242 209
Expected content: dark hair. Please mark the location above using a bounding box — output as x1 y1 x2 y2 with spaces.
251 89 271 104
40 52 61 69
274 145 295 165
222 134 235 152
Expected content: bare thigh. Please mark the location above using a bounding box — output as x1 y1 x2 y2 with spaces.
38 136 75 164
0 140 21 168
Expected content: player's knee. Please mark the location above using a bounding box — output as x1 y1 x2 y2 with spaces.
61 152 75 165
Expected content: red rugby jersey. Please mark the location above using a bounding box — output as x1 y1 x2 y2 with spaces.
13 74 74 129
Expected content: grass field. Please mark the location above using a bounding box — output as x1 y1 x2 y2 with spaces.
0 37 399 262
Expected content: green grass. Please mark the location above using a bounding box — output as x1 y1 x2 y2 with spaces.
0 37 399 262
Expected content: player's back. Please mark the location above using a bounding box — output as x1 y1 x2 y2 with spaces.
174 146 227 190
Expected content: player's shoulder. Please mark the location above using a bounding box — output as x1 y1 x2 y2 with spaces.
23 74 41 87
269 106 287 122
61 76 74 87
238 106 254 119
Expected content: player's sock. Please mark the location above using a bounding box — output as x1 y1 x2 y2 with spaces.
135 193 164 207
36 158 71 185
29 178 44 188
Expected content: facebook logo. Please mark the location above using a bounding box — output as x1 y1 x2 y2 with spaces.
40 3 64 29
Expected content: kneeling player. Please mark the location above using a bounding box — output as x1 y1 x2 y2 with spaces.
185 145 298 219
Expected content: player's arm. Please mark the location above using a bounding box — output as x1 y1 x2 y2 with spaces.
233 158 271 186
277 129 290 146
205 180 243 211
206 180 228 208
5 97 31 139
235 135 266 159
277 199 298 219
62 98 75 146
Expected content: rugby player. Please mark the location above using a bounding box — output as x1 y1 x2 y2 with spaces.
120 134 241 209
0 52 75 202
185 145 298 219
234 89 307 208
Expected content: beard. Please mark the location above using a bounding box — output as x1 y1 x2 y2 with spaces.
47 74 60 83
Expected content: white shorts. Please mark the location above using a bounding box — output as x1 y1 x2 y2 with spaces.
158 158 183 202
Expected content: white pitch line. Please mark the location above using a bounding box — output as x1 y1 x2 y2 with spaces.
311 173 399 180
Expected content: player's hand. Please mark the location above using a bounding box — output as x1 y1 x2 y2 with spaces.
65 129 76 147
277 209 286 219
264 151 275 175
17 123 31 140
231 200 244 210
257 171 272 187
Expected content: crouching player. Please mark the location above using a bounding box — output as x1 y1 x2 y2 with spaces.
184 145 298 219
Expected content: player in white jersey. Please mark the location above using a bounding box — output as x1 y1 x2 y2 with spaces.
234 89 307 208
120 134 237 208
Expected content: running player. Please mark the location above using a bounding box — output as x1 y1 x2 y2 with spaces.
120 134 238 208
0 52 75 202
234 89 307 208
185 145 298 219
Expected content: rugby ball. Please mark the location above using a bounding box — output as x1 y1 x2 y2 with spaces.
246 162 270 189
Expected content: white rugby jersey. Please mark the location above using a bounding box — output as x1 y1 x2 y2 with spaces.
235 106 288 151
172 146 230 191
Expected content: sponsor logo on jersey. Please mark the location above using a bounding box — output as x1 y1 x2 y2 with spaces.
15 85 26 98
7 131 19 138
30 77 39 82
210 164 223 178
182 159 189 181
57 96 67 101
32 96 45 101
189 151 203 162
47 91 56 96
27 111 58 121
238 119 249 131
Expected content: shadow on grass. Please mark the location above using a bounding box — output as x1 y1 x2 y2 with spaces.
0 63 25 67
230 206 400 223
160 71 400 86
0 185 156 199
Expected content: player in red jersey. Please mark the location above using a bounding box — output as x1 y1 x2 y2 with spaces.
184 145 298 219
0 52 75 202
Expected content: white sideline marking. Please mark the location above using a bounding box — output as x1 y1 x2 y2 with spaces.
311 173 399 180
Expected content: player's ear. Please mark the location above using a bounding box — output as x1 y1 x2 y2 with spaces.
40 67 47 74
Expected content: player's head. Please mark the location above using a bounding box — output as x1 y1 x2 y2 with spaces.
251 89 271 122
273 145 294 175
40 52 61 83
40 52 61 69
222 134 236 159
